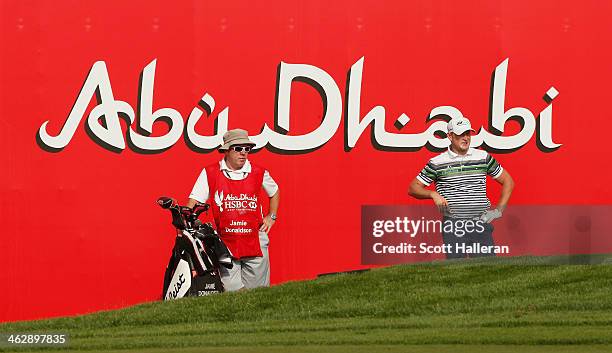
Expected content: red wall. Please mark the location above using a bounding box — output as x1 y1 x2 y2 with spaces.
1 0 611 322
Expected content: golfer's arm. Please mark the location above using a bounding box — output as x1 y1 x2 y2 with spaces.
494 170 514 212
408 178 435 199
268 189 280 216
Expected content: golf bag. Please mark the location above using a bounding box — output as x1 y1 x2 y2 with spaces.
157 196 233 300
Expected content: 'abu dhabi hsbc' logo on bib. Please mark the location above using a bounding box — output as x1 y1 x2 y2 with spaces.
214 190 257 212
214 190 225 211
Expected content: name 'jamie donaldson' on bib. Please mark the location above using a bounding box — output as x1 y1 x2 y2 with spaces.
226 220 251 234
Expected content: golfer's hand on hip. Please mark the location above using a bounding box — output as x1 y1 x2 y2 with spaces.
431 192 448 213
480 209 503 223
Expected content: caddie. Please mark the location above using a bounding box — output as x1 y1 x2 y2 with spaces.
408 116 514 258
187 129 280 290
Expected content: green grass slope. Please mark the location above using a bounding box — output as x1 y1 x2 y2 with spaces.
2 255 612 352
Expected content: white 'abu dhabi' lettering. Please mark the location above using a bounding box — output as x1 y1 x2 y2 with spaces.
37 58 561 153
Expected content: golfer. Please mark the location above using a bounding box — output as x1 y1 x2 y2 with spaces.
408 117 514 258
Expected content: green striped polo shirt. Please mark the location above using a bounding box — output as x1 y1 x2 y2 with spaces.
416 147 503 219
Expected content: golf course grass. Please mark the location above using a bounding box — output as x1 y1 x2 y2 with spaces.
1 255 612 352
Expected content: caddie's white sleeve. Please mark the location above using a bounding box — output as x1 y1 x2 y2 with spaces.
262 170 279 197
188 168 210 203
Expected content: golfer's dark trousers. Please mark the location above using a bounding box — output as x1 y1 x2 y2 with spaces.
442 217 496 259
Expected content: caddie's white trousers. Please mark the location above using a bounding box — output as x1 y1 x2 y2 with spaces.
219 231 270 291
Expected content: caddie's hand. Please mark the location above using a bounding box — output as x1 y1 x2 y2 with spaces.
480 209 502 223
176 228 183 237
431 192 448 213
260 215 276 233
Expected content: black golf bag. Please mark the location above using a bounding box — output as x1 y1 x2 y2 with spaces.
157 197 233 300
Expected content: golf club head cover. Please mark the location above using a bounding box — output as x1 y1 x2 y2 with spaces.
157 196 175 209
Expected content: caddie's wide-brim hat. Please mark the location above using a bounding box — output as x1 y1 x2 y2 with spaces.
219 129 256 150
